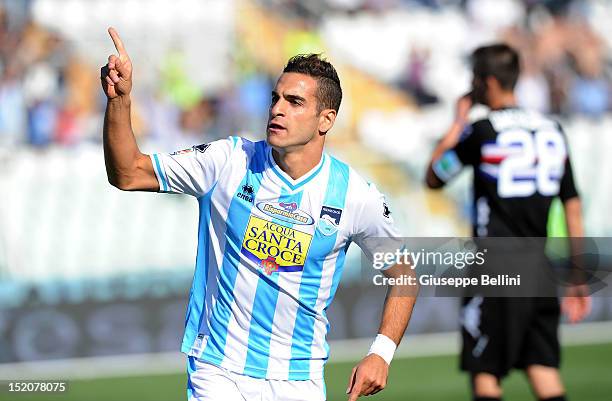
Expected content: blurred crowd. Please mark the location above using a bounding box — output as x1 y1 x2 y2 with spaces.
0 1 276 150
1 0 611 150
267 0 612 114
266 0 578 15
0 2 82 148
489 0 609 117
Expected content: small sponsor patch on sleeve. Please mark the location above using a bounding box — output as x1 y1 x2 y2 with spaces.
194 143 210 153
169 143 211 156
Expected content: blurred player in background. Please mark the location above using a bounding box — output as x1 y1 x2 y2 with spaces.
425 44 591 401
100 27 415 401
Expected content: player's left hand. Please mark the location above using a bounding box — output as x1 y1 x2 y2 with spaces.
346 354 389 400
562 285 592 323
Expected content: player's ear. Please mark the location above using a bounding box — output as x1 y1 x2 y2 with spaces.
318 108 336 134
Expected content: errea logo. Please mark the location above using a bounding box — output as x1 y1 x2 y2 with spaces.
237 184 254 203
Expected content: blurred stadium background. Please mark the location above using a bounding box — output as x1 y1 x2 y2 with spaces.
1 0 611 400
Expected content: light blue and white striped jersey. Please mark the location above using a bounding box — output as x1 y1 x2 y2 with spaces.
150 137 401 380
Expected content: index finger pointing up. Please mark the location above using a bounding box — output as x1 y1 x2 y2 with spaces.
108 27 127 58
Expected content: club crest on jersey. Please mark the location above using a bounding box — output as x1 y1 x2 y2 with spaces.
241 216 313 274
317 206 343 236
256 202 314 225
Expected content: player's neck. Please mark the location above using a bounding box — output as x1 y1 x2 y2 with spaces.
488 91 517 110
272 141 324 181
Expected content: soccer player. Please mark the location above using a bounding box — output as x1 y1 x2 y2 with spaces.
425 44 591 401
101 27 415 401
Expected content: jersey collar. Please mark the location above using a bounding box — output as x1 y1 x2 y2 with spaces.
266 145 328 191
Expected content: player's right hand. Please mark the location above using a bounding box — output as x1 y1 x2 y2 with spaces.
101 27 133 99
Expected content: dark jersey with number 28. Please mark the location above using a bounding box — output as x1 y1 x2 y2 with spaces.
433 107 579 237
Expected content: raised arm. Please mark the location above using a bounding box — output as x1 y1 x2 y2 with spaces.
425 93 473 189
101 27 158 191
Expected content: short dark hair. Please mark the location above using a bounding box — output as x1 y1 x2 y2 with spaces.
471 44 520 90
283 54 342 112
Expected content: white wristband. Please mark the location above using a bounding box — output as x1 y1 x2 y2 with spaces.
367 334 397 365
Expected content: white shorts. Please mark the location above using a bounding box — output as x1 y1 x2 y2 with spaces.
186 356 326 401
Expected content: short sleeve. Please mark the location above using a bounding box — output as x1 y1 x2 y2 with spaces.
352 183 404 270
554 123 579 202
559 152 579 202
432 123 481 183
150 137 236 197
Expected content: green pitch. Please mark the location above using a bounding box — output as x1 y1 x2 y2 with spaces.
2 342 610 401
